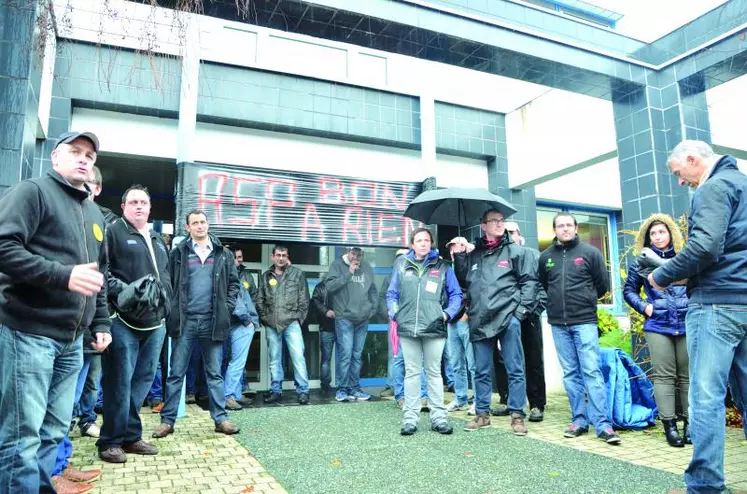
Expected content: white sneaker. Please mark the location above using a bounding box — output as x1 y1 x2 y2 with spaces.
446 400 468 412
81 423 100 438
467 404 476 416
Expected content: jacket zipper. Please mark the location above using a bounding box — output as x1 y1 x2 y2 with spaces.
561 248 567 323
73 203 91 339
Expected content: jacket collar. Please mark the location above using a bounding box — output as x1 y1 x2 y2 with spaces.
476 232 511 251
650 245 676 259
553 234 580 249
405 248 439 264
707 154 738 182
121 216 154 237
47 169 90 202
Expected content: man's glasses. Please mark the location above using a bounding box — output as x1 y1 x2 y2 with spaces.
483 218 504 226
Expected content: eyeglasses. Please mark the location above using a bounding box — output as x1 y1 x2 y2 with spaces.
483 218 504 226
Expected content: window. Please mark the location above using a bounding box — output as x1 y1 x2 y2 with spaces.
537 206 614 304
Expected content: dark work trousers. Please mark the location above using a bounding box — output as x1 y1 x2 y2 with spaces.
494 314 546 410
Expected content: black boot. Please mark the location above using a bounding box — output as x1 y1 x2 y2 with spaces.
681 418 692 445
662 419 685 447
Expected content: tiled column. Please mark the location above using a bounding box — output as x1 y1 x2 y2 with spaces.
174 19 200 236
612 68 710 234
0 3 42 192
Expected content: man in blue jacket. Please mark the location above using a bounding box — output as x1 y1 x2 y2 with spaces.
649 140 747 494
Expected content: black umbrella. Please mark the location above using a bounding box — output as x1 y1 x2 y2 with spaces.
404 187 517 228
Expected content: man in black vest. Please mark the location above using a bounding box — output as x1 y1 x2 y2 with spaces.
153 209 240 438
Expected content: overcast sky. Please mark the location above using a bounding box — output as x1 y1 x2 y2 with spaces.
587 0 729 42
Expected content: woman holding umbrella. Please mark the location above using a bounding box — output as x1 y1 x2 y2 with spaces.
386 228 463 435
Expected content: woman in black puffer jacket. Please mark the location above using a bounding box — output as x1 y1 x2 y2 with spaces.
624 213 689 448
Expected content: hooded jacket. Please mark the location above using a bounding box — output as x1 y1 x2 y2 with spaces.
166 233 239 342
0 170 111 342
257 264 309 331
624 214 687 336
653 155 747 305
538 235 609 326
454 234 538 341
325 254 378 324
106 217 172 330
386 249 462 339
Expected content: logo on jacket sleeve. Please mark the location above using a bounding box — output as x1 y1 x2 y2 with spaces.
92 223 104 242
573 257 584 266
497 260 510 268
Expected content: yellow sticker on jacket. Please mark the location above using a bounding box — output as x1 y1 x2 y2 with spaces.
92 223 104 242
269 278 278 287
243 281 249 289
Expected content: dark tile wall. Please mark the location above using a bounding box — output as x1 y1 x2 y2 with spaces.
54 42 181 115
0 3 41 191
198 63 420 147
613 69 710 256
434 102 505 159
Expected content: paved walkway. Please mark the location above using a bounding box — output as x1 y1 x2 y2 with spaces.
68 393 747 493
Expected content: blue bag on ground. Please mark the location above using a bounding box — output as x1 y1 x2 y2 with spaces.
599 347 657 430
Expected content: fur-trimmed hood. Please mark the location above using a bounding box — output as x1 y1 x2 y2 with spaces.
634 214 684 255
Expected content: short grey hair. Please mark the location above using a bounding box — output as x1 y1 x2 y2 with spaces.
668 140 714 163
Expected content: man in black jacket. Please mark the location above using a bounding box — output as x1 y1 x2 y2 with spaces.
649 140 747 492
492 222 548 422
0 131 112 493
325 247 378 402
311 279 337 397
538 212 619 444
257 245 310 405
97 185 172 463
453 209 537 436
153 209 240 438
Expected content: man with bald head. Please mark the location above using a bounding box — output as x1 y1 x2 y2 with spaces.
0 131 112 492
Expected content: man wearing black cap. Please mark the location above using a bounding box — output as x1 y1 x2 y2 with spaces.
0 131 112 492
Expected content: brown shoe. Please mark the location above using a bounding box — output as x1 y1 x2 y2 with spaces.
510 413 528 436
52 476 94 494
151 402 164 413
63 465 101 483
226 397 243 410
123 440 159 455
464 413 491 431
186 393 196 404
215 420 240 435
152 423 175 439
98 447 127 463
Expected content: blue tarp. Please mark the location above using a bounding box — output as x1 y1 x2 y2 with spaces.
599 347 658 430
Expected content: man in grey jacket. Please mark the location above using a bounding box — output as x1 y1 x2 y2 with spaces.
326 247 378 402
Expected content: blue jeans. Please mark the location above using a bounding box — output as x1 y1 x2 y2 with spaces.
98 318 166 451
162 316 227 425
267 321 309 394
443 340 455 388
0 324 83 493
319 331 339 389
148 362 163 402
393 342 426 401
75 353 101 428
448 320 475 405
186 340 205 396
473 317 526 416
53 352 93 476
685 304 747 493
334 319 368 394
222 323 256 400
552 323 611 433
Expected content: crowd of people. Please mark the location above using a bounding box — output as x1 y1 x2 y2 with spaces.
0 132 744 494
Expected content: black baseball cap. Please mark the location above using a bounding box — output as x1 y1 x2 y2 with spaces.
54 131 99 152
